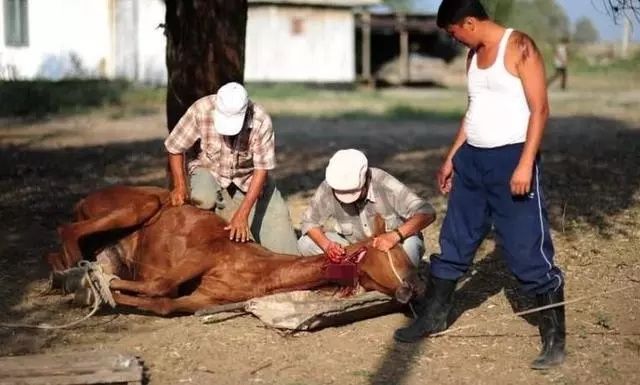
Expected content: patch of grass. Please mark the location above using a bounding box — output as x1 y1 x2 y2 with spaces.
350 369 373 378
120 86 165 105
0 79 129 118
0 79 469 122
0 80 165 119
247 83 325 100
594 311 613 330
250 84 466 120
385 104 463 120
570 52 640 75
330 105 463 121
108 105 160 120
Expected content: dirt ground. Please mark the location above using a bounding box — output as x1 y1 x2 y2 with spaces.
1 86 639 385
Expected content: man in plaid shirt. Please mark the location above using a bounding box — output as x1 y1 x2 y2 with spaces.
164 82 299 254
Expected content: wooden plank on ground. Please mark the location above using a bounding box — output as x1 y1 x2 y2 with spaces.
0 350 143 385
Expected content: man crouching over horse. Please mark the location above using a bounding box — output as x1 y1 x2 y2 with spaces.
165 82 299 254
298 149 436 267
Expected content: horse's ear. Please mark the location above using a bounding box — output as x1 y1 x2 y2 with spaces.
372 214 386 237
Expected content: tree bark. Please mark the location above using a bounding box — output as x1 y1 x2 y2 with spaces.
164 0 248 132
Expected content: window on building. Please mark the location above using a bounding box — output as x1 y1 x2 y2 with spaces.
4 0 29 47
291 18 304 36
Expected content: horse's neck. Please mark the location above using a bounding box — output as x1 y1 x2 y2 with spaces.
250 241 412 296
261 254 328 294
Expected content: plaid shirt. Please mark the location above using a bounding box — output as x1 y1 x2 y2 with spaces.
300 168 435 243
164 95 276 192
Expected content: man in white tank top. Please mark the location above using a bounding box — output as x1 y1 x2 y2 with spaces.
394 0 566 370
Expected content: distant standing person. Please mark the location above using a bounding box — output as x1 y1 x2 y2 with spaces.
393 0 566 370
548 36 569 90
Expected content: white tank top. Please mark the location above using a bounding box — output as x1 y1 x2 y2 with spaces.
464 28 530 148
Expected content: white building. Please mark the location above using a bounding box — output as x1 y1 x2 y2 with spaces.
0 0 378 84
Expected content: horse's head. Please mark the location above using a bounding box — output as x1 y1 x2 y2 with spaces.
352 215 426 303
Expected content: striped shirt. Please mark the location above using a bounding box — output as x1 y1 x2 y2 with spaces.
300 168 435 243
164 95 276 192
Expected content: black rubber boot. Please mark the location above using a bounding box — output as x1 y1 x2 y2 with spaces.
530 286 566 369
394 275 457 343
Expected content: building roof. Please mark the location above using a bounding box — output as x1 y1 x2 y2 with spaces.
355 12 438 34
248 0 381 8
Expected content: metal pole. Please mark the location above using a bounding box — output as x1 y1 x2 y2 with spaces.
362 11 372 87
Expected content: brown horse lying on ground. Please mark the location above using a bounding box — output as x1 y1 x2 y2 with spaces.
45 186 423 316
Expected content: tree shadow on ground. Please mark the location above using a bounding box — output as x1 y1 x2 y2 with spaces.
367 242 540 385
0 139 167 353
448 244 538 328
273 115 640 237
0 114 638 359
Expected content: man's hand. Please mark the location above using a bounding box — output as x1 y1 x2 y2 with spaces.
511 163 533 196
227 169 267 243
225 210 251 242
323 241 346 263
373 231 401 252
437 159 454 194
170 185 188 206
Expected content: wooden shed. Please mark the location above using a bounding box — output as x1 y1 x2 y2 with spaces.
355 10 458 86
245 0 379 84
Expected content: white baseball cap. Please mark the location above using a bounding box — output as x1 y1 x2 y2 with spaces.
325 149 368 204
213 82 249 136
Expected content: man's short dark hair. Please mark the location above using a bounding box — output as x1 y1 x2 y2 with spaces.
437 0 489 28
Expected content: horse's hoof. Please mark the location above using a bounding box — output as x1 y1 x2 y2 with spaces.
49 267 88 295
73 285 95 307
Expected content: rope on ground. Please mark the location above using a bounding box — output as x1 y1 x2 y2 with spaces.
429 282 639 338
0 270 103 330
0 261 117 330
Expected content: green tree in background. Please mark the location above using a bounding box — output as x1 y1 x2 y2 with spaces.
480 0 570 42
573 17 600 43
480 0 514 23
481 0 570 40
477 0 570 66
502 0 569 43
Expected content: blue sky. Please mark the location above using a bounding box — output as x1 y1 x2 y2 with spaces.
413 0 639 41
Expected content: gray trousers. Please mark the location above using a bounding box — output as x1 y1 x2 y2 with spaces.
189 168 300 255
297 231 425 266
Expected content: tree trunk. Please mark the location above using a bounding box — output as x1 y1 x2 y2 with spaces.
164 0 248 132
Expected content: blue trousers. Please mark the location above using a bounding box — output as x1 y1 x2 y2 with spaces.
431 143 563 294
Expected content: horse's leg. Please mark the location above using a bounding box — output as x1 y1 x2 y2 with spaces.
109 251 215 297
57 197 162 270
45 252 66 272
112 291 218 316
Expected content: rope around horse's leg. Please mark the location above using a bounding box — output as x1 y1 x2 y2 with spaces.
386 251 418 318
